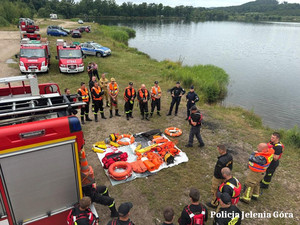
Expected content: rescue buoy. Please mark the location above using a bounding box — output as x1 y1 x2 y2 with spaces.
108 161 133 181
164 127 183 137
117 134 135 146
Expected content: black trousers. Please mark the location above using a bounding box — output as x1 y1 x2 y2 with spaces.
261 161 279 187
151 98 161 113
94 100 104 114
80 102 89 117
139 101 148 115
169 97 181 114
93 69 100 80
125 100 134 115
187 102 195 118
83 185 114 207
188 126 204 146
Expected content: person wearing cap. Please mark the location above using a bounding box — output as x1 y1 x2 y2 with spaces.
186 85 199 120
185 105 205 148
124 82 136 120
212 193 242 225
100 73 110 107
108 78 121 118
150 81 162 117
78 82 92 124
207 145 233 209
91 81 106 122
107 202 135 225
178 188 208 225
167 81 186 116
137 84 150 121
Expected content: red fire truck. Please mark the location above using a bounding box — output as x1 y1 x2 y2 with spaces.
19 18 40 41
15 39 51 74
56 39 85 73
0 75 95 225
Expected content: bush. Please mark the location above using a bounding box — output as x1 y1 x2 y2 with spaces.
0 16 9 27
98 25 135 44
281 126 300 148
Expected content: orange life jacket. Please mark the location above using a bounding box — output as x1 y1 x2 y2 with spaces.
109 82 118 95
138 88 148 100
267 141 284 160
248 148 274 173
78 88 89 102
151 86 161 100
218 177 242 205
124 87 135 101
92 86 103 101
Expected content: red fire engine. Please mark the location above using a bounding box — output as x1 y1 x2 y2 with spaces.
0 75 95 225
19 18 40 41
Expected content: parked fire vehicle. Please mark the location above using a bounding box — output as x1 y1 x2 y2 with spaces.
19 18 40 40
56 39 85 73
0 75 97 225
15 38 50 74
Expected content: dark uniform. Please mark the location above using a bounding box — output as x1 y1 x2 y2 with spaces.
261 141 284 189
167 84 185 116
124 84 136 120
137 88 150 120
186 88 199 119
210 152 233 207
78 84 92 124
179 204 208 225
87 64 93 81
91 85 106 121
187 108 205 147
83 184 118 217
213 205 242 225
107 219 135 225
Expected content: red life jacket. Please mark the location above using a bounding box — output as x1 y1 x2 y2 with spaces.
218 177 242 205
67 205 96 225
248 148 274 173
185 205 205 225
267 141 284 160
92 86 103 101
102 151 128 169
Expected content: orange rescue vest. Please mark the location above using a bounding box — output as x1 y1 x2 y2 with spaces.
138 88 148 100
151 86 161 100
248 148 274 173
109 82 118 95
124 87 135 101
78 88 89 102
218 177 242 205
267 141 284 160
92 86 103 101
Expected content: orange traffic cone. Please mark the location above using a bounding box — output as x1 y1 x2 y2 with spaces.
80 149 95 186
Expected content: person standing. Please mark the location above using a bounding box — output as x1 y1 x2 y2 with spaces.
212 193 242 225
261 132 284 189
137 84 150 121
92 62 100 80
185 106 205 148
108 78 121 118
150 81 162 117
91 81 106 122
161 207 175 225
87 62 94 81
89 76 97 92
124 82 136 120
107 202 135 225
240 143 274 204
100 73 109 107
167 81 185 116
186 86 199 120
178 188 208 225
78 82 92 124
207 145 233 209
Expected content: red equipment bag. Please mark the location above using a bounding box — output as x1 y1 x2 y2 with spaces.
185 204 205 225
67 204 96 225
102 151 128 169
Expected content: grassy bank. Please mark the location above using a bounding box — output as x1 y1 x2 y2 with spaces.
10 19 300 225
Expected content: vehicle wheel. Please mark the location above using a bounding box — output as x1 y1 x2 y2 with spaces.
96 52 101 58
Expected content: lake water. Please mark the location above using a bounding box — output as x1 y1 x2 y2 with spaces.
101 20 300 129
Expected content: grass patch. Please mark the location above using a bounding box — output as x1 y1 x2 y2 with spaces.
280 126 300 149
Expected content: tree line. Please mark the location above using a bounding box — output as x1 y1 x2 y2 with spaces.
1 0 300 27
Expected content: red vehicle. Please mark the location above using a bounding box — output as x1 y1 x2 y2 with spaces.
56 39 85 73
0 75 94 225
16 38 50 74
19 18 40 41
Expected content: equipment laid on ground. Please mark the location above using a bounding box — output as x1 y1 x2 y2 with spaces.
117 134 135 146
56 39 85 73
165 127 183 137
108 161 133 181
0 75 89 225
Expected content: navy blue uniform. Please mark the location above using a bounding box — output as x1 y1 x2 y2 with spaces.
186 91 199 118
168 86 186 115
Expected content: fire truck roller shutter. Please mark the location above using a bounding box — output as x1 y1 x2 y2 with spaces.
0 140 80 224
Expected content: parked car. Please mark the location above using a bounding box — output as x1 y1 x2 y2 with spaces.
78 20 84 24
47 27 68 37
48 25 70 34
71 29 81 38
77 26 91 33
80 41 111 57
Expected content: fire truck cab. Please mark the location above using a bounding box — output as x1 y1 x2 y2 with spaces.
16 39 50 74
0 75 92 225
56 39 85 74
19 18 40 41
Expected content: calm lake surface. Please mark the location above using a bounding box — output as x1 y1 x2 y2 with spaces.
102 20 300 129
